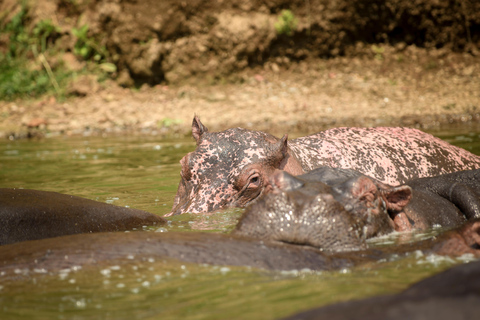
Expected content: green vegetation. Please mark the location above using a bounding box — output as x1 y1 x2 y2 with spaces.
33 19 59 52
0 2 115 101
274 10 298 36
72 24 104 62
0 4 65 100
0 56 68 100
442 103 456 110
71 23 116 74
158 117 183 128
371 45 385 61
424 60 438 70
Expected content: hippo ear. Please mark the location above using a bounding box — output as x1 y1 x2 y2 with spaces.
350 176 378 203
265 134 288 167
380 185 412 212
192 115 208 142
270 170 304 191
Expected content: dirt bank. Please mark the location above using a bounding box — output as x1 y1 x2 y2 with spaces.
0 0 479 138
2 46 480 139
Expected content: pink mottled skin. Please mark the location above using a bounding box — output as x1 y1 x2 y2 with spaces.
290 127 480 186
167 117 480 215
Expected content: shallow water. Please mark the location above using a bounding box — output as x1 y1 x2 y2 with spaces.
1 136 189 217
1 130 480 319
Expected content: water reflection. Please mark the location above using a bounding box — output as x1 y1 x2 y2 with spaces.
162 208 244 232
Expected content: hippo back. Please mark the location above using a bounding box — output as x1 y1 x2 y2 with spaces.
0 188 166 245
290 127 480 185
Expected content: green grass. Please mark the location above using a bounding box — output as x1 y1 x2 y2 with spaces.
274 9 298 36
0 54 76 101
0 1 114 101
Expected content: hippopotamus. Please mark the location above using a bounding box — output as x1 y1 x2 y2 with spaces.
283 259 480 320
298 167 480 233
169 116 480 215
1 215 479 278
234 168 480 250
0 188 166 245
2 172 480 276
2 169 480 276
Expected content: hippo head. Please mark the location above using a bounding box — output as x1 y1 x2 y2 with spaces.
233 169 413 251
167 116 304 215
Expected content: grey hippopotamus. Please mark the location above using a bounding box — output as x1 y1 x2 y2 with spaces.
0 188 166 245
235 168 480 250
169 116 480 215
1 215 479 278
283 258 480 320
297 167 480 233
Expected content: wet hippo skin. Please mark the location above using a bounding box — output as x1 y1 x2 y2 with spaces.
0 215 479 278
0 188 166 245
282 259 480 320
169 116 480 214
304 167 480 232
407 168 480 220
234 168 480 249
0 231 361 275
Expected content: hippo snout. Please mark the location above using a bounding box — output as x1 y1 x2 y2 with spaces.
166 197 192 216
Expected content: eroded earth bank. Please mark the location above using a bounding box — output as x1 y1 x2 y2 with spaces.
0 0 479 138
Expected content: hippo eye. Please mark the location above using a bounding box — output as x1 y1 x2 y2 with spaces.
247 173 261 189
233 168 265 207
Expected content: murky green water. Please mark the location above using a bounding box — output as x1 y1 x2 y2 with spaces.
1 130 480 319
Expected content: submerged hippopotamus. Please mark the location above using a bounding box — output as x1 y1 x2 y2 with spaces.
0 188 166 245
283 259 480 320
1 214 479 277
169 116 480 215
234 168 480 250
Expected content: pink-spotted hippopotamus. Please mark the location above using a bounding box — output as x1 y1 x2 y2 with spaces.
235 168 480 249
168 116 480 215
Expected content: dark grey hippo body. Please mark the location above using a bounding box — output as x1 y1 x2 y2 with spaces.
169 116 480 214
0 188 166 245
235 168 480 248
0 231 358 277
1 215 479 278
300 167 480 233
283 259 480 320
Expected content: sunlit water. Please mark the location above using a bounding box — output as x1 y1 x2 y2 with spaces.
1 130 480 319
